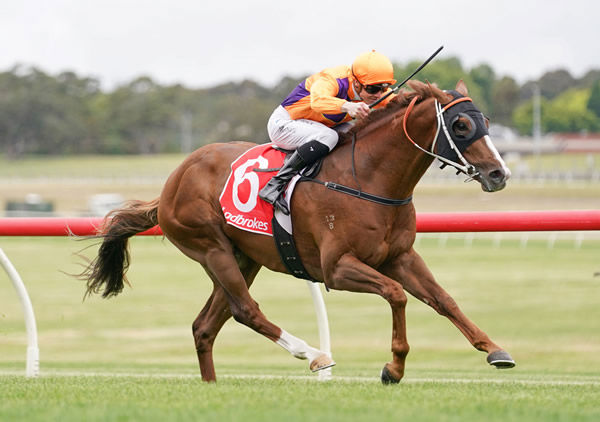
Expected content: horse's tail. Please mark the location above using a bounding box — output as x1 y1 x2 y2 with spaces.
81 198 160 299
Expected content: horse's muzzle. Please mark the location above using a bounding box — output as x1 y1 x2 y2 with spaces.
477 166 511 192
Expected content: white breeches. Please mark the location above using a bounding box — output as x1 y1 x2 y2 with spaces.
267 105 339 151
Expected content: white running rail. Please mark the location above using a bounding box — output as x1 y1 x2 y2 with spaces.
0 247 40 377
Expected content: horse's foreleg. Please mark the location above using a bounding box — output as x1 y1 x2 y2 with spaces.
326 253 410 383
387 248 515 368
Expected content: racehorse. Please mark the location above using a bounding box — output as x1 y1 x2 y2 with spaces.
82 80 515 384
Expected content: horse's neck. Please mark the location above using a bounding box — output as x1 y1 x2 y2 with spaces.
341 103 436 199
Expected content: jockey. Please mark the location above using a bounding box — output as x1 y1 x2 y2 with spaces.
259 50 398 215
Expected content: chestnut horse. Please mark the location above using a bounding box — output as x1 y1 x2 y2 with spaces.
82 80 515 384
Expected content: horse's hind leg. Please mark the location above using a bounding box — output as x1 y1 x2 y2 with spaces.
181 237 334 379
388 248 515 368
192 285 232 382
192 251 261 382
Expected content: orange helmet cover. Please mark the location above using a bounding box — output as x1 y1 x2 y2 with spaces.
352 50 397 85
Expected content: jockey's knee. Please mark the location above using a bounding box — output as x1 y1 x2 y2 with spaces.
297 139 331 164
316 130 339 151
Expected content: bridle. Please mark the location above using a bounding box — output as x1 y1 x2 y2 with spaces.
402 95 479 180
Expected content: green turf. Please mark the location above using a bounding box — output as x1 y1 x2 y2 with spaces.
1 375 599 422
1 236 599 421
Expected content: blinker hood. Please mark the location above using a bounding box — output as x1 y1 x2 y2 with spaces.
435 90 489 163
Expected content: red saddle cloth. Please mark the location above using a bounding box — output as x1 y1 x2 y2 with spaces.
219 143 285 236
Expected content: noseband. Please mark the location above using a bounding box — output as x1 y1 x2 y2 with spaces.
402 95 479 179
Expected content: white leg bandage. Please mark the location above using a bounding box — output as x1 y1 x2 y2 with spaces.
276 330 323 361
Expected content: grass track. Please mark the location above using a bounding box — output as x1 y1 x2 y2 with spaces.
1 373 599 422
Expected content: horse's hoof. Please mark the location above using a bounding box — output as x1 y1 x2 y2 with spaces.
380 365 401 385
310 354 336 372
487 350 516 369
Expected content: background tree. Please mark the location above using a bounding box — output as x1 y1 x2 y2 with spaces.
545 89 599 133
100 77 172 154
577 70 600 89
587 79 600 118
0 66 98 157
491 76 520 125
395 57 488 114
520 69 576 101
513 88 600 135
538 69 576 99
0 59 599 157
469 64 495 113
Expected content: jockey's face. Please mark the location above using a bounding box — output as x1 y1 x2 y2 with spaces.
354 80 389 103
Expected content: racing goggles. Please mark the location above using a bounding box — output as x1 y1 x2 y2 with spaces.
363 83 390 94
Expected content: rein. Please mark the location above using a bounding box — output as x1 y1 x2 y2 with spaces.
300 175 413 206
402 95 478 178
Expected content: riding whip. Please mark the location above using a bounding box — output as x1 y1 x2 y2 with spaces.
368 45 444 108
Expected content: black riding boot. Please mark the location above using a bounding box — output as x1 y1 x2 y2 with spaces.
259 140 330 215
258 151 306 214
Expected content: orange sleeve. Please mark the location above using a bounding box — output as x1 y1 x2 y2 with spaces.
309 74 348 114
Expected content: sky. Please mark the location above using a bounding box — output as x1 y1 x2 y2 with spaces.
1 0 599 90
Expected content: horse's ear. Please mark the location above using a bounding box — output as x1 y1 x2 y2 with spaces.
455 80 469 96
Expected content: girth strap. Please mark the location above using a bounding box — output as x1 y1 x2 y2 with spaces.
272 217 321 284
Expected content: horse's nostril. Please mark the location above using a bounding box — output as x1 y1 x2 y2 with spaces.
489 169 505 183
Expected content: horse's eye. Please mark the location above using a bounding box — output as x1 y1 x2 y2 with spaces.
453 120 469 133
449 113 477 141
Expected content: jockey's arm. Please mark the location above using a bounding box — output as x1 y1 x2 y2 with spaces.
310 75 369 119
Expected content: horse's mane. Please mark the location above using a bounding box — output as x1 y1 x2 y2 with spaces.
340 80 451 144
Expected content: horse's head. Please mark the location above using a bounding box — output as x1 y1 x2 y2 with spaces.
406 80 511 192
435 81 510 191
